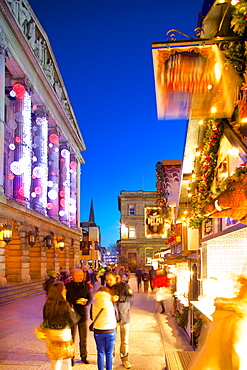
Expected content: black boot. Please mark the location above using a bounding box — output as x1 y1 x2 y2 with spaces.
160 302 165 314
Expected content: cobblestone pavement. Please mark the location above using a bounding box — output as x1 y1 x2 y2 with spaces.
0 276 192 369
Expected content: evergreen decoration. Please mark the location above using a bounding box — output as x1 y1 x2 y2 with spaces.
189 118 224 228
173 295 189 329
224 41 246 71
231 0 247 36
155 161 169 217
192 308 203 346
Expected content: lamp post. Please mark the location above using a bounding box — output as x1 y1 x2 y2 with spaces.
0 223 13 244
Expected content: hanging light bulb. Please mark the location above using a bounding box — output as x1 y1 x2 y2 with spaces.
191 170 196 179
195 148 200 157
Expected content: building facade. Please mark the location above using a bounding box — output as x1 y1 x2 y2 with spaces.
0 0 85 284
118 190 170 272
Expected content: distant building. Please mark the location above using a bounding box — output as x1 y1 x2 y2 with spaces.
118 190 170 272
80 200 102 269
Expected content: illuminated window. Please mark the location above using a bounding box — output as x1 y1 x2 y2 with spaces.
129 205 135 215
129 226 136 239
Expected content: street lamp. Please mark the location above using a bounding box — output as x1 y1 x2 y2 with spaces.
0 223 13 244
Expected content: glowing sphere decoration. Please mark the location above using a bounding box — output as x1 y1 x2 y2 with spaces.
36 117 43 126
61 149 70 159
19 187 25 196
10 90 16 97
15 136 21 143
60 198 65 207
69 204 77 213
33 166 43 178
34 186 42 195
32 156 38 162
59 210 65 217
59 190 65 197
47 203 53 210
51 171 56 176
48 189 58 200
9 143 15 150
70 161 78 170
7 173 15 180
47 181 54 187
49 133 59 144
31 192 36 198
48 143 53 148
32 104 38 110
12 83 26 99
10 160 24 175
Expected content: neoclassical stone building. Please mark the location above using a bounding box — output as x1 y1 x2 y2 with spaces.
0 0 85 284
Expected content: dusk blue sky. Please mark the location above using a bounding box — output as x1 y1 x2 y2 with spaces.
29 0 202 247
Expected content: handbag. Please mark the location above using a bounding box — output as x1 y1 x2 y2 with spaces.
35 320 48 340
47 327 72 342
89 308 104 331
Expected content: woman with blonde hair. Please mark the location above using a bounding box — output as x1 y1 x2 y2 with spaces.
43 281 79 370
91 286 117 370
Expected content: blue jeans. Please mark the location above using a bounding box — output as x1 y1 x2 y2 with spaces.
94 331 116 370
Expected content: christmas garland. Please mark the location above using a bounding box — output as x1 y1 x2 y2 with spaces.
231 0 247 36
189 118 224 228
155 161 169 217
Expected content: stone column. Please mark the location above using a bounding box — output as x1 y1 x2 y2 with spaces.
31 109 48 214
70 155 78 228
0 50 5 196
47 127 59 220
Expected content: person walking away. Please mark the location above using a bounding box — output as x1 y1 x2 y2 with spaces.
43 281 78 370
92 287 117 370
98 267 106 286
106 272 134 369
142 269 149 293
66 269 92 366
43 271 57 295
149 266 156 291
59 267 67 283
135 267 142 292
152 269 170 314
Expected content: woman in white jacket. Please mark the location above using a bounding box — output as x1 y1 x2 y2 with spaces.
92 287 117 370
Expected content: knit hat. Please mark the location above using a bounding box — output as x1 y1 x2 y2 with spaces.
48 271 56 277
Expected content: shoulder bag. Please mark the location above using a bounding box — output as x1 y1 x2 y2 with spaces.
89 308 104 331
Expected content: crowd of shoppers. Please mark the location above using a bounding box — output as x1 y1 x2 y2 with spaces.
41 264 174 370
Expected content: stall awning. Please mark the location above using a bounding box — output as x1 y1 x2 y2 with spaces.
152 42 240 120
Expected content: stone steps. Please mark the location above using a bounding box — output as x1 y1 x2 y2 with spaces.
0 279 45 306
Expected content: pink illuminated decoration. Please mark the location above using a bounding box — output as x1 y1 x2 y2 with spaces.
34 186 42 194
32 104 38 111
47 203 53 210
60 190 65 197
51 171 56 176
60 198 65 207
70 161 78 170
19 187 25 196
12 83 26 99
15 136 21 143
49 133 59 144
7 173 15 180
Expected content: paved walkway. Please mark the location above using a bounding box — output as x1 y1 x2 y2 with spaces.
0 277 192 369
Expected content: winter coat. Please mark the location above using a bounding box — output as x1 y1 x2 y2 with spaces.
66 280 92 322
108 281 134 325
152 274 170 288
92 291 116 332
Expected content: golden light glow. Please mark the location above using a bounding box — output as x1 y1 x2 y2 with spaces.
188 192 192 198
241 117 247 123
231 0 239 5
228 147 239 156
184 210 188 215
207 84 213 90
199 119 204 125
211 106 217 114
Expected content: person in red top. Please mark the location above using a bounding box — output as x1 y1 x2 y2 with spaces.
152 269 170 314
